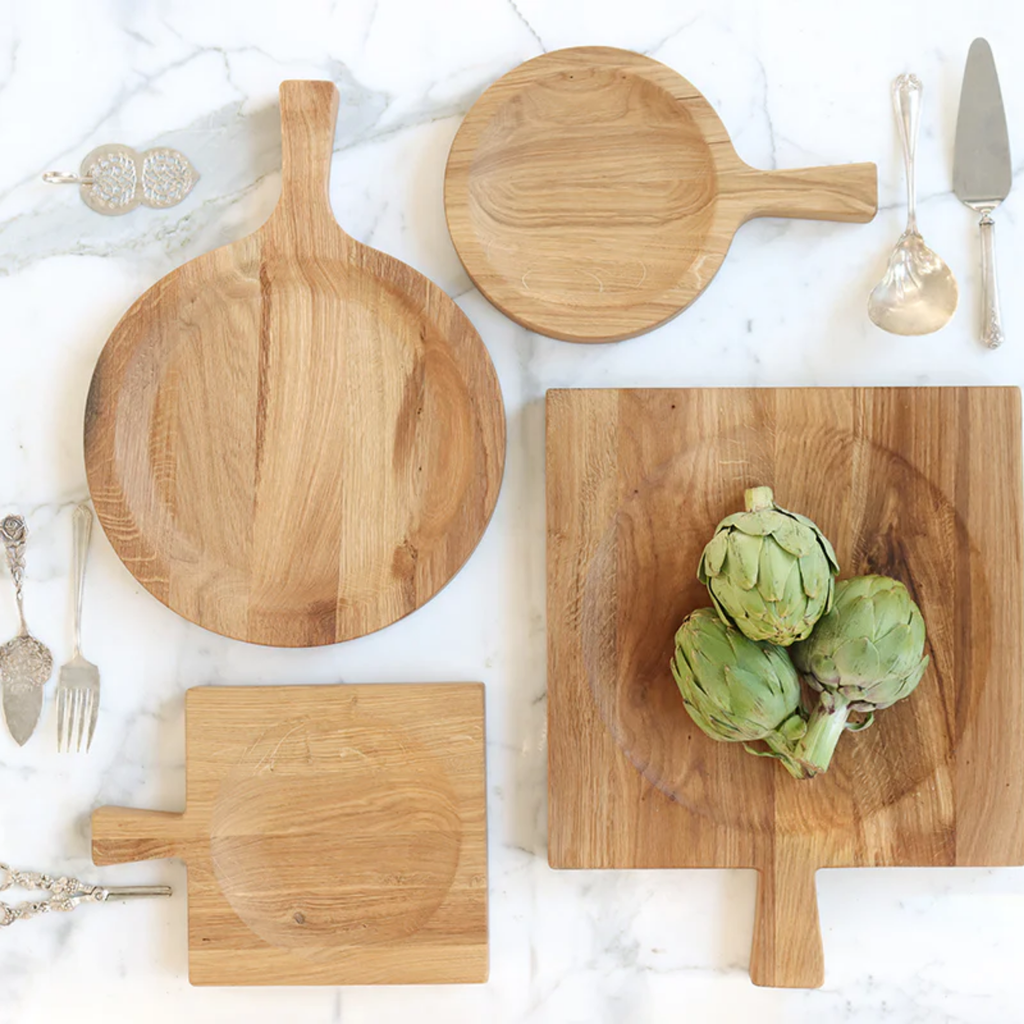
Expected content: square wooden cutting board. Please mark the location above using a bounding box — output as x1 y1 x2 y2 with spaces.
546 387 1024 988
93 684 488 985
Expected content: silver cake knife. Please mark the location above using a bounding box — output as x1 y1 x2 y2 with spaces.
954 38 1012 349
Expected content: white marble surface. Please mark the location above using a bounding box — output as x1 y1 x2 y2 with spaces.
2 0 1023 1021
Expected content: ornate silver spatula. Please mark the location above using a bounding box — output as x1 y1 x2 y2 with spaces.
0 515 52 746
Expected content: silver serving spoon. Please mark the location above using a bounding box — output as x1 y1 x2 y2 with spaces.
868 74 958 335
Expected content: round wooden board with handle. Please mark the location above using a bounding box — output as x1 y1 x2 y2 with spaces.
85 80 505 647
444 47 877 343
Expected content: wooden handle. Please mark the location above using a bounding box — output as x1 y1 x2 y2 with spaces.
728 162 878 224
749 840 824 988
270 80 342 241
92 807 189 866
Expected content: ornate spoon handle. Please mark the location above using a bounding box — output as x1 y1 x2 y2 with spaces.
893 73 922 235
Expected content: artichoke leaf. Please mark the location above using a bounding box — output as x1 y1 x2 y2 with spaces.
808 651 841 686
706 586 735 629
894 655 929 698
727 510 782 536
837 594 877 646
872 585 906 630
797 549 830 602
757 537 794 602
699 529 730 580
871 621 915 670
770 517 814 557
789 511 841 570
773 560 805 621
725 530 762 590
726 663 780 708
838 575 874 603
714 576 768 621
833 635 880 681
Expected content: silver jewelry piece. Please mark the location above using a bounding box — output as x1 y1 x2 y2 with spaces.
43 143 199 216
0 862 171 926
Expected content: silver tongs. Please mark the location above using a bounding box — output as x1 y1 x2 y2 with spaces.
0 861 171 926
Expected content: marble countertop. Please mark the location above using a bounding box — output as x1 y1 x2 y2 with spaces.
2 1 1023 1021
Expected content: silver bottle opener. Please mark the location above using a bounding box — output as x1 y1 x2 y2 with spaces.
43 143 199 215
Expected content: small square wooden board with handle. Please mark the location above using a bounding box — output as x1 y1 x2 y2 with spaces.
92 683 488 985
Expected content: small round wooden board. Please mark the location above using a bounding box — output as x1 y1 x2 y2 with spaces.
86 81 505 647
444 47 878 343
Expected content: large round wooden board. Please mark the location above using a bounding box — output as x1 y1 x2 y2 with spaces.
85 81 505 647
445 47 877 343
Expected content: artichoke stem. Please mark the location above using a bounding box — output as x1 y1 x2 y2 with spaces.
795 696 851 776
762 732 812 780
744 486 774 512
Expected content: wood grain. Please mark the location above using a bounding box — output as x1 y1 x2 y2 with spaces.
546 387 1024 988
92 683 488 986
445 47 877 343
85 81 505 647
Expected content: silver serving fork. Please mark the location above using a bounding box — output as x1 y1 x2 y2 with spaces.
56 503 100 752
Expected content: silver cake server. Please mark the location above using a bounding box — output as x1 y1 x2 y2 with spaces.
0 515 53 745
954 38 1012 348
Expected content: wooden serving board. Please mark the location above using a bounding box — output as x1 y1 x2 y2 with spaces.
445 47 877 343
546 387 1024 988
86 81 505 647
92 684 488 985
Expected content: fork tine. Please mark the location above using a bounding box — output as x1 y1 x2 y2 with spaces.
69 689 79 753
56 688 66 753
75 690 86 753
76 689 84 752
67 689 77 754
82 691 93 752
86 690 99 752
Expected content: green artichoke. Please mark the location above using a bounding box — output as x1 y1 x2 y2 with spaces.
671 607 807 778
790 574 929 775
698 486 840 647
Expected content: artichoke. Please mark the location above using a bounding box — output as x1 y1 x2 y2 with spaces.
671 607 807 778
698 486 840 646
790 575 929 775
